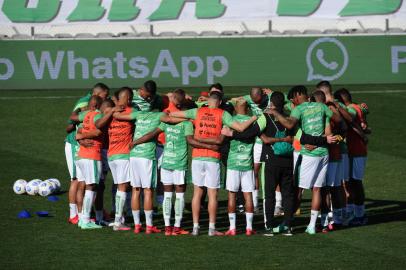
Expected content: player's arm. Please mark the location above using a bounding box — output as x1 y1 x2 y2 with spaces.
168 110 188 119
76 129 102 140
66 123 75 133
113 111 134 121
226 113 258 132
194 134 226 145
300 133 338 146
160 114 188 124
95 107 116 129
267 109 298 130
131 128 163 148
186 135 219 151
260 134 292 145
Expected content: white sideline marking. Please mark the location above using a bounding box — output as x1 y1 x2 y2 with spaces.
0 89 405 100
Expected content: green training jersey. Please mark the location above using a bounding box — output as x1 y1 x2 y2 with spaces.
227 114 255 171
129 110 164 160
65 93 91 146
159 121 194 171
132 90 163 112
243 93 272 145
290 102 333 157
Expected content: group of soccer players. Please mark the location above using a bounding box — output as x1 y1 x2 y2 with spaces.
64 80 370 236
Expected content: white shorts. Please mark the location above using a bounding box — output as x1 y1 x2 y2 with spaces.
108 159 130 185
340 154 350 181
191 160 221 189
350 156 367 181
156 145 164 169
253 143 262 163
161 168 186 186
293 151 300 170
75 159 102 185
326 161 342 187
298 155 328 189
65 142 79 180
129 157 157 189
226 169 255 193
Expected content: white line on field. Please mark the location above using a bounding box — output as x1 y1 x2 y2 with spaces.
0 96 81 100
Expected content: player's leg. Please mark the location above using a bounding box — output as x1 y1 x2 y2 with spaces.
242 170 255 236
161 168 174 235
278 166 294 236
95 149 109 225
155 145 165 211
172 171 188 235
274 184 283 216
225 169 239 235
264 162 277 233
205 161 223 236
253 143 262 212
293 152 302 215
351 156 367 225
65 142 79 223
141 158 160 234
131 187 142 233
191 160 205 235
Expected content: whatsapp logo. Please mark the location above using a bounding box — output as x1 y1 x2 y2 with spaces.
306 38 349 82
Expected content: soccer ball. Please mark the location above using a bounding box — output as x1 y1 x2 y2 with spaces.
26 179 42 195
38 181 53 197
13 179 27 195
47 178 61 192
45 180 57 193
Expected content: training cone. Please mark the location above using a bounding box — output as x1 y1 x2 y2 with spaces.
47 195 59 202
36 211 49 217
18 210 31 219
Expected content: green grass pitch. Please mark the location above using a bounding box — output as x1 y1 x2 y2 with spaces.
0 85 405 269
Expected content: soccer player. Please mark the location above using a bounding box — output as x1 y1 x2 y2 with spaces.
267 86 333 235
95 87 134 231
170 92 257 236
72 96 105 229
113 107 185 234
335 88 369 225
65 83 109 224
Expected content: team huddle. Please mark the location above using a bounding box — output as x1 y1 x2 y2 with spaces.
64 80 370 236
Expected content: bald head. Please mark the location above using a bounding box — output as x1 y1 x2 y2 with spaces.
250 87 263 104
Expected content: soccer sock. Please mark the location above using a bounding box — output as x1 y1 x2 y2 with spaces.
95 210 103 222
114 191 126 225
174 192 185 228
354 204 365 218
163 192 173 227
320 213 329 227
333 208 343 224
228 213 236 230
309 210 319 228
83 190 95 223
246 212 254 230
253 189 259 208
209 222 216 230
132 210 141 225
69 203 78 218
145 210 153 227
346 204 355 216
275 191 282 208
193 223 199 229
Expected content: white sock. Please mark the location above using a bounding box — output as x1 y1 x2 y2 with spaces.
174 193 185 228
69 203 78 218
346 204 355 215
78 210 83 221
163 192 173 227
145 210 153 227
275 191 282 208
228 213 236 230
209 222 216 230
193 223 199 229
246 212 254 230
321 213 329 227
82 190 95 223
309 210 319 228
95 210 103 222
253 189 259 208
132 210 140 225
114 191 126 225
354 204 365 218
333 208 343 224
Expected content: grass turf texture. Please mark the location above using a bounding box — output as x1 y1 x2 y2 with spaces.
1 85 406 269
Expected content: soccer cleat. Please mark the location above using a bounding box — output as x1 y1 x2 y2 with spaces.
191 226 200 236
133 224 144 234
80 221 103 230
96 220 111 227
321 226 329 233
208 228 224 236
113 223 131 231
165 226 173 236
68 215 79 225
305 226 316 235
146 225 161 234
172 227 189 236
272 224 289 234
282 228 293 236
225 228 237 236
245 229 256 236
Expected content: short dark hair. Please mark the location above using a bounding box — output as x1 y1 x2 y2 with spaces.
270 91 285 111
102 98 115 108
209 91 223 101
316 80 332 90
90 95 103 107
335 88 352 103
119 86 134 100
209 83 223 92
310 90 326 103
288 85 308 98
143 80 157 95
93 82 110 92
173 88 186 98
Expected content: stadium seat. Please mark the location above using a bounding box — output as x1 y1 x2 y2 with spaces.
283 30 302 35
262 30 282 36
221 30 239 36
179 31 199 37
54 33 73 38
118 32 137 38
200 31 220 37
137 32 153 37
158 31 177 37
323 29 341 35
343 28 365 34
34 34 52 39
75 33 95 39
0 26 16 37
366 28 385 34
242 30 261 36
303 30 323 35
12 34 31 40
96 33 114 38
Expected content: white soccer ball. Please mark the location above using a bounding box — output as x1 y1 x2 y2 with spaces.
38 181 53 196
26 179 41 195
47 178 61 192
13 179 27 195
45 180 57 193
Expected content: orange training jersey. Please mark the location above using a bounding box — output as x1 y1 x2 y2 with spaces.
78 111 103 161
107 106 134 159
347 103 367 157
157 101 179 145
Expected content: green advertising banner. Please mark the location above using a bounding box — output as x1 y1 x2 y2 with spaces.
0 35 405 90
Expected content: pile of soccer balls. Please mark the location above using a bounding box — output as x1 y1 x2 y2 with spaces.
13 178 61 197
